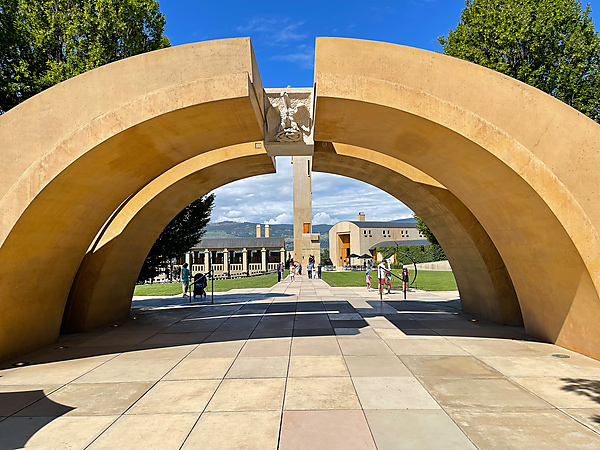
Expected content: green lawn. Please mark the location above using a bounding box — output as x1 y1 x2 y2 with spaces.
134 271 289 296
321 270 457 291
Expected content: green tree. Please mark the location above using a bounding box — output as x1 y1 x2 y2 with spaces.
1 0 169 113
439 0 600 122
138 195 215 283
320 248 332 265
414 215 439 246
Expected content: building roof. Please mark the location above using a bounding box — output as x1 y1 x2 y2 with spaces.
193 237 285 250
348 221 417 229
369 238 431 251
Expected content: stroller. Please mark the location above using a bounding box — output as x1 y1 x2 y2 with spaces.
193 272 208 299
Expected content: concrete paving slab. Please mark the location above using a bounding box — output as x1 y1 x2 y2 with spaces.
0 385 62 416
478 355 600 378
285 377 361 410
187 340 245 358
515 377 600 408
72 353 182 383
238 338 291 357
226 356 289 378
206 378 285 411
126 379 219 413
16 382 152 416
386 339 469 356
163 356 235 380
291 336 341 356
401 355 503 378
365 409 476 449
352 377 440 410
337 338 395 356
419 377 552 409
561 408 600 434
289 356 349 377
183 411 281 450
0 355 116 386
344 356 413 377
0 415 117 449
279 410 376 450
447 409 600 449
88 413 197 450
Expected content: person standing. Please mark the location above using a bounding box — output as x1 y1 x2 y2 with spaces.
377 259 390 295
298 263 302 276
366 269 372 291
277 262 282 282
307 262 313 279
401 267 410 297
317 262 322 279
290 264 296 281
181 263 191 297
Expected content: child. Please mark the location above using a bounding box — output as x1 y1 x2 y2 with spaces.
385 271 392 294
366 269 372 290
401 267 410 295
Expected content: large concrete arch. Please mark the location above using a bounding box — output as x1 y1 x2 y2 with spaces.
62 143 275 333
313 142 522 326
1 37 599 362
313 37 600 359
0 38 265 359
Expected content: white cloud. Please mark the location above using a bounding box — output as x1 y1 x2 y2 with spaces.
313 212 337 225
209 156 413 225
268 213 293 224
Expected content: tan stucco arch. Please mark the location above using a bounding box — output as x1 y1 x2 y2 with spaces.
1 37 599 361
62 143 275 332
313 142 521 326
0 38 265 359
313 38 600 359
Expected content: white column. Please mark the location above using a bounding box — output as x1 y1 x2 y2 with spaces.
261 248 267 272
242 248 248 273
280 248 285 264
223 248 229 273
185 252 191 266
204 249 209 272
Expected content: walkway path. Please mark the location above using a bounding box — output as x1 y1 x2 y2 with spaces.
1 276 600 449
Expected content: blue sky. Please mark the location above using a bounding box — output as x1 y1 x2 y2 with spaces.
160 0 600 224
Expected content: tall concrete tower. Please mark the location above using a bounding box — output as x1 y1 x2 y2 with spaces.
293 155 312 265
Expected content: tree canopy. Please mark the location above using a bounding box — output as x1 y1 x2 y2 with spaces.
138 194 215 283
439 0 600 123
0 0 170 113
414 215 439 246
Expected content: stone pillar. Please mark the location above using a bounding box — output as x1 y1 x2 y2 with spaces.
242 248 248 274
293 156 312 265
265 224 270 237
204 249 209 272
185 252 191 266
280 248 285 264
223 248 229 274
261 248 267 272
256 224 261 238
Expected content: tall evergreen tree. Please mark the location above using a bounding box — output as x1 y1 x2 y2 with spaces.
439 0 600 123
0 0 170 113
138 195 215 283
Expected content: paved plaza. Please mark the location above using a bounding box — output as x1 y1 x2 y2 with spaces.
1 276 600 449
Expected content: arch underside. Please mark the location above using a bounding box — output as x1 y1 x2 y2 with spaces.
0 37 599 361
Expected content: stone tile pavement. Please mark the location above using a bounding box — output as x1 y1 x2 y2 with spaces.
1 276 600 449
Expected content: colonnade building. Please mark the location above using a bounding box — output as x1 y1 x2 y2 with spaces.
184 224 286 277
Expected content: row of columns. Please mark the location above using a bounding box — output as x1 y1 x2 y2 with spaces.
188 247 286 273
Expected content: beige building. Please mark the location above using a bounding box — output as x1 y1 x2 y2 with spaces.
329 213 429 267
185 224 286 277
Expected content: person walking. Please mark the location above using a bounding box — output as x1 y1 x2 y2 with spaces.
298 263 302 276
181 263 191 297
317 262 322 279
386 271 392 294
307 262 313 279
366 269 372 291
290 264 296 281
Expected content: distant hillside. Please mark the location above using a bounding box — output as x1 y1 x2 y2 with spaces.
204 221 332 251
